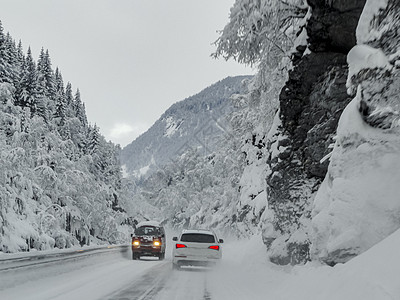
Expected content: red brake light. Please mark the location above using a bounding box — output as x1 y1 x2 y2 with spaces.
176 243 187 249
209 245 219 250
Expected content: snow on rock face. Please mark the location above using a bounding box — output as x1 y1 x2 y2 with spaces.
347 44 391 92
311 94 400 264
311 0 400 265
163 116 183 138
356 0 389 44
263 0 366 265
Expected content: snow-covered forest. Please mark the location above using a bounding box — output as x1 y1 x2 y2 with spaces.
0 21 130 253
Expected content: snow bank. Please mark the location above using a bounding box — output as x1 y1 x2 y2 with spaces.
210 230 400 299
276 228 400 300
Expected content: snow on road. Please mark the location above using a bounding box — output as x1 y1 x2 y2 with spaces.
0 247 161 300
0 232 399 300
0 237 283 300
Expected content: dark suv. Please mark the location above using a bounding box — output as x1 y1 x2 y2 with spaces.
131 221 166 260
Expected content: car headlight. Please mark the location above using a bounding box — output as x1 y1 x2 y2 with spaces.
133 240 140 246
153 241 161 247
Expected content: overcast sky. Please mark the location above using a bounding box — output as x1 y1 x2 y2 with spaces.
0 0 253 147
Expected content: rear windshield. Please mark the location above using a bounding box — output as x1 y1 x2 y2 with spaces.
180 233 215 243
135 226 161 236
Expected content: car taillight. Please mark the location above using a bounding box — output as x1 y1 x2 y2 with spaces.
209 245 219 250
176 243 187 249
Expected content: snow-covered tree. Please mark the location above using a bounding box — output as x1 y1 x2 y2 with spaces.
213 0 307 66
0 21 129 253
73 89 87 127
37 49 56 100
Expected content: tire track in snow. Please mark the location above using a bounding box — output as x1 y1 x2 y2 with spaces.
106 262 214 300
104 261 170 300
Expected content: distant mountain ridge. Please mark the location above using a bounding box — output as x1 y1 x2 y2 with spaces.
120 76 251 178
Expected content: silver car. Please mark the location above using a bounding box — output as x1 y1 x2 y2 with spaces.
172 229 223 269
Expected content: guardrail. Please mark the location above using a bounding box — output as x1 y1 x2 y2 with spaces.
0 244 130 271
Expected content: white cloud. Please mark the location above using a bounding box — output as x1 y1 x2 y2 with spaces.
108 122 149 147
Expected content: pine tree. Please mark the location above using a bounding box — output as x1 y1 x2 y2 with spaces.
74 88 81 114
55 68 64 94
5 33 17 65
88 124 100 155
65 82 73 106
33 49 48 121
16 47 38 111
43 50 56 99
54 91 66 123
64 82 74 118
54 68 66 123
0 21 12 83
5 33 20 85
54 69 69 138
37 48 55 100
74 89 87 127
80 102 88 126
16 40 24 66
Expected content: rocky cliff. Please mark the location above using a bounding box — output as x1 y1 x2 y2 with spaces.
263 0 366 264
311 0 400 265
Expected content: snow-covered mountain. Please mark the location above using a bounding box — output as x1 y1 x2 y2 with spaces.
120 76 251 178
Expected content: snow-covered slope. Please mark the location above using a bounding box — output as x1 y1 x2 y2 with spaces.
0 23 127 254
311 0 400 264
120 76 251 178
286 228 400 299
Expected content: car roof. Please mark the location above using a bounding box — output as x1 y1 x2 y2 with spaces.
136 221 162 228
181 229 215 235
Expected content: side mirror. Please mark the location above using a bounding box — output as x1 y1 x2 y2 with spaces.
172 237 178 241
130 234 133 238
219 239 224 244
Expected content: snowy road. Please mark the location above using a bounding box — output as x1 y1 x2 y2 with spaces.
0 244 234 300
0 238 280 300
0 244 226 300
1 233 398 300
107 263 213 300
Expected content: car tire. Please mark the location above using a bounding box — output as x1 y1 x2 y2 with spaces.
132 252 138 260
159 252 165 260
